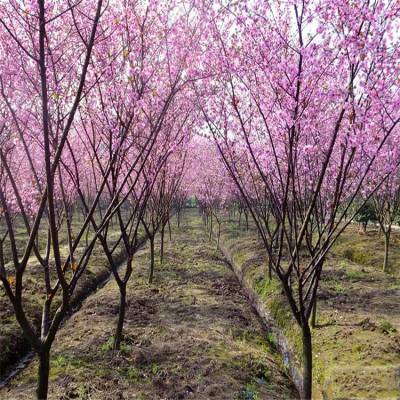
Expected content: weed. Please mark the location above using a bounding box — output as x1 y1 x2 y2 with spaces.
100 337 114 352
77 384 89 400
238 383 259 400
120 341 130 354
255 364 272 383
380 320 397 335
100 336 130 353
54 355 67 367
150 362 159 374
345 269 365 280
123 366 140 381
266 332 277 348
328 280 345 293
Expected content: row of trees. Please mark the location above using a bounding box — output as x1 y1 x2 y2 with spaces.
0 1 200 398
191 1 400 399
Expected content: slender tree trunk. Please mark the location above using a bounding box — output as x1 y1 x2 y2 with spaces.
268 258 272 280
168 218 172 240
160 225 165 264
36 347 50 400
301 323 313 400
85 225 90 247
41 299 51 339
209 213 213 240
311 299 317 328
113 284 126 350
383 229 391 272
149 236 155 284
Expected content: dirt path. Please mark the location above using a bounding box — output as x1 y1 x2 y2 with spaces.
0 214 297 400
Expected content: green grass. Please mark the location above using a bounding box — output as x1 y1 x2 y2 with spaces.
380 320 397 335
238 383 259 400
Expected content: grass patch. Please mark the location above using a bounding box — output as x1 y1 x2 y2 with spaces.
238 382 259 400
380 320 397 336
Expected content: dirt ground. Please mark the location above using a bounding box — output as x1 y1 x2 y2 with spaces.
0 213 297 400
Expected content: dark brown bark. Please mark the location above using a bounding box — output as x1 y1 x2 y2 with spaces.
168 218 172 240
310 299 317 328
160 225 165 264
40 298 51 339
301 323 312 400
113 284 127 350
383 229 391 272
149 236 155 284
36 347 50 400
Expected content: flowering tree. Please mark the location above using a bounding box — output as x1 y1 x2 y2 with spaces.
0 1 105 398
196 1 400 398
142 143 190 283
75 0 200 349
187 138 234 243
370 138 400 271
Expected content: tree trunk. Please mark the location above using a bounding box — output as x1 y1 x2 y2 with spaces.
41 299 51 339
383 229 390 272
160 225 165 264
209 213 213 240
362 222 367 234
301 323 313 400
36 347 50 400
149 236 155 284
168 218 172 240
311 299 317 328
268 258 272 280
113 284 126 350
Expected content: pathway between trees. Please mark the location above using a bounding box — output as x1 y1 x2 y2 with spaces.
0 213 297 400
